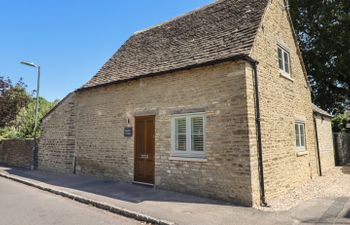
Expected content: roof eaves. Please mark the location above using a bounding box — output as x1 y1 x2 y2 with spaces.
313 104 333 118
77 53 255 92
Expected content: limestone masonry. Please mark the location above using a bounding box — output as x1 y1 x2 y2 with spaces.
39 0 335 207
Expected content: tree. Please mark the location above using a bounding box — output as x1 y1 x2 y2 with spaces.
332 111 348 133
289 0 350 114
0 77 31 127
15 97 56 138
0 126 19 139
0 76 58 140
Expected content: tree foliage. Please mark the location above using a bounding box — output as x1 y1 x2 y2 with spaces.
0 77 58 140
0 127 20 140
0 77 31 127
14 97 57 138
289 0 350 114
331 111 348 133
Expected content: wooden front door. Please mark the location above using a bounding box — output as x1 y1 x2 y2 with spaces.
134 116 155 184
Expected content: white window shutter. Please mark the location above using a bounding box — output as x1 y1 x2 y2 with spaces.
175 118 187 151
191 116 204 152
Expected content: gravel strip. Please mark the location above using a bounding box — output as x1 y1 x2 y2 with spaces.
259 166 350 212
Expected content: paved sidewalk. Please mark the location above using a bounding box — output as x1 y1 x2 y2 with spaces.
1 165 350 225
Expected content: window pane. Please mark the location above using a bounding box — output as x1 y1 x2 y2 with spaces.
300 124 305 147
284 51 290 74
295 124 300 147
278 48 284 70
300 134 305 147
191 117 204 152
175 118 187 151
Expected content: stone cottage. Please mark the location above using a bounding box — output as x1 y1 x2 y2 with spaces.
39 0 335 207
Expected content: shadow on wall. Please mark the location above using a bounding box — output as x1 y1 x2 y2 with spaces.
341 166 350 175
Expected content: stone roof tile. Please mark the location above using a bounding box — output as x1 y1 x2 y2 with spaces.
81 0 269 89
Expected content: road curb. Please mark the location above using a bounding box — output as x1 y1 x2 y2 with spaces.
0 172 175 225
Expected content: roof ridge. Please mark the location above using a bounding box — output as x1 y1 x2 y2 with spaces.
134 0 222 35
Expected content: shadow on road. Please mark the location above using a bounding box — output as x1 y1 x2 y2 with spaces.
0 164 239 206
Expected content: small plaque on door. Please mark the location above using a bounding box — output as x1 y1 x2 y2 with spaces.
140 154 149 159
124 127 133 137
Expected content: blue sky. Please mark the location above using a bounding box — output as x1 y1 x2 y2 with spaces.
0 0 213 101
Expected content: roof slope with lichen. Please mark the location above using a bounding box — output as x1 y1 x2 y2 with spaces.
81 0 269 89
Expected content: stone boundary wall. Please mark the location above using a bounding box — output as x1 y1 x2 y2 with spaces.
314 115 335 173
334 132 350 166
0 139 34 169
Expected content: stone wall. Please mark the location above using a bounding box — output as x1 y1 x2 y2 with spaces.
36 0 327 207
249 0 318 204
38 92 77 173
39 61 256 205
334 132 350 166
74 61 254 205
315 115 335 173
0 139 34 169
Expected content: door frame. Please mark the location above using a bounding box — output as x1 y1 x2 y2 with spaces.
133 115 156 185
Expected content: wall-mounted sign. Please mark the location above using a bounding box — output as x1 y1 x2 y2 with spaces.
124 127 133 137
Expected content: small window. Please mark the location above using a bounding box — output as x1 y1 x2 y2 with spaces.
277 45 291 76
295 121 306 151
171 113 205 158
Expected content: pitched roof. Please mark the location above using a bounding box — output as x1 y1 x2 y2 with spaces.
81 0 269 90
312 104 332 118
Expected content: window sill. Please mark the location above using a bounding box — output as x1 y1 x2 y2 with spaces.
296 151 308 157
169 157 207 162
279 72 294 82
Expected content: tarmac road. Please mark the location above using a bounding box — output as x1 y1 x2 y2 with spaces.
0 177 144 225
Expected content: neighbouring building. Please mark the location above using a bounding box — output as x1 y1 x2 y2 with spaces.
38 0 335 207
313 105 335 173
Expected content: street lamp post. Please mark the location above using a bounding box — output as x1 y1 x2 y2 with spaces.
20 61 40 136
21 61 40 170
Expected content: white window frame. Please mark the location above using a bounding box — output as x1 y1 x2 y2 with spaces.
171 112 206 158
295 121 306 151
277 45 291 77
